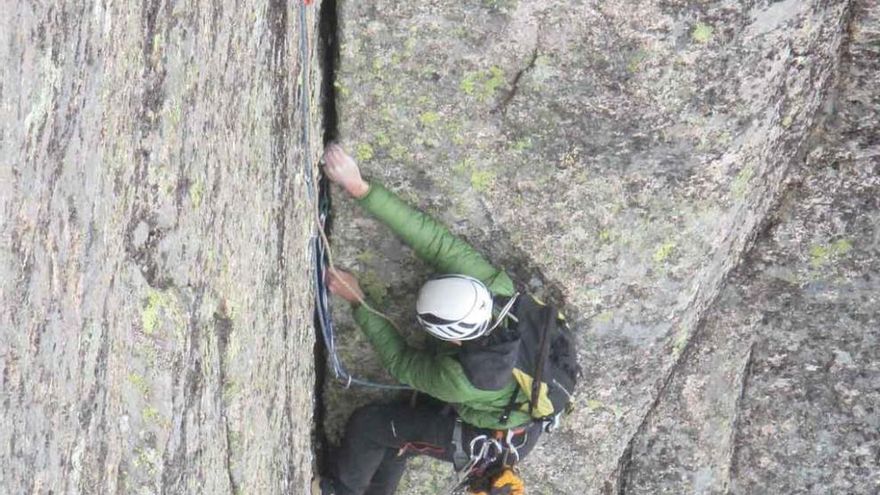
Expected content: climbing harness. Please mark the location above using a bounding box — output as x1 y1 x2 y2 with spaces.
298 0 410 391
448 425 531 494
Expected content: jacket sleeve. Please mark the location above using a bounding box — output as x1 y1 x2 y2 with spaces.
353 304 494 402
357 181 515 297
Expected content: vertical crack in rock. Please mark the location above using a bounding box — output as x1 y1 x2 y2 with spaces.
268 0 290 277
128 0 174 291
161 290 205 493
267 0 297 489
312 0 340 482
214 303 238 494
494 47 539 115
320 0 340 145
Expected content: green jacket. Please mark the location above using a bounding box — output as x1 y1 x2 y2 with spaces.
352 182 532 429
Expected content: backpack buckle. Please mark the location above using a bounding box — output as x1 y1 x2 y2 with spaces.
542 413 561 433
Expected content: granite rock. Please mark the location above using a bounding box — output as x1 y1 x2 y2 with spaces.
0 2 323 493
327 0 875 493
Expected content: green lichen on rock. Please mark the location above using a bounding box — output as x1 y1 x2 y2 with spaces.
360 269 389 307
189 180 204 207
653 241 677 264
355 143 375 162
672 327 689 355
141 406 162 424
692 22 714 43
732 166 755 199
418 111 441 127
510 137 533 152
586 399 605 413
470 169 497 192
460 66 506 102
141 290 166 335
127 372 151 398
374 130 391 148
809 239 852 267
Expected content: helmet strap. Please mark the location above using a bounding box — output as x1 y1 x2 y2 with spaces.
487 293 520 334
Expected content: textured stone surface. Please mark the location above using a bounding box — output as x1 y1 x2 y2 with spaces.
0 2 322 493
624 4 880 490
327 0 875 493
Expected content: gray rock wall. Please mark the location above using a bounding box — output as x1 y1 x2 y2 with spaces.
0 2 323 493
624 3 880 492
328 0 874 493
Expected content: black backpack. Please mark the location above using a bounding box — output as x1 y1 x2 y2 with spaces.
499 295 580 430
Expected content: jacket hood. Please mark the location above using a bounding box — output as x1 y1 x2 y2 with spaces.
458 324 520 391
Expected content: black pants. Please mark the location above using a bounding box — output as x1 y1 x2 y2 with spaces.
332 402 541 495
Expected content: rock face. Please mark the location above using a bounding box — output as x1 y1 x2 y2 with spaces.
625 4 880 491
1 2 323 493
329 0 877 493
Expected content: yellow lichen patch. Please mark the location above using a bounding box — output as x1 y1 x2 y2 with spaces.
355 143 375 162
360 270 388 306
333 80 351 98
141 290 165 335
142 405 162 424
692 22 714 43
470 169 497 192
460 66 506 102
355 250 377 264
418 111 441 127
189 179 204 207
586 399 604 412
133 446 162 476
653 241 677 264
510 137 533 152
672 327 689 355
140 289 185 342
127 372 151 398
453 158 496 192
389 144 408 161
374 131 390 148
223 380 238 403
809 239 853 267
453 158 475 175
732 165 754 199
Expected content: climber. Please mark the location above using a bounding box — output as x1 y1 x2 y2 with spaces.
318 143 578 495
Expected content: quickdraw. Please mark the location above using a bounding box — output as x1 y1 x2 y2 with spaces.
449 428 530 494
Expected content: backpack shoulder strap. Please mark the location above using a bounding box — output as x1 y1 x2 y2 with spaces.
527 305 556 416
498 386 521 425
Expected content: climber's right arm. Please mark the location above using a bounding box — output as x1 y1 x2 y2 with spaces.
322 143 514 296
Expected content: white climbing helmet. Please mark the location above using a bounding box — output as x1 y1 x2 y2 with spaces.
416 274 494 341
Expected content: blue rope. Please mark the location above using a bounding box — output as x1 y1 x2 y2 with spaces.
299 2 412 391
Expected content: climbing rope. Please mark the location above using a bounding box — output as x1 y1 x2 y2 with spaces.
298 1 412 391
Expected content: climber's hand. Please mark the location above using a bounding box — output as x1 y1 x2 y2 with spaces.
327 268 365 304
322 143 370 199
